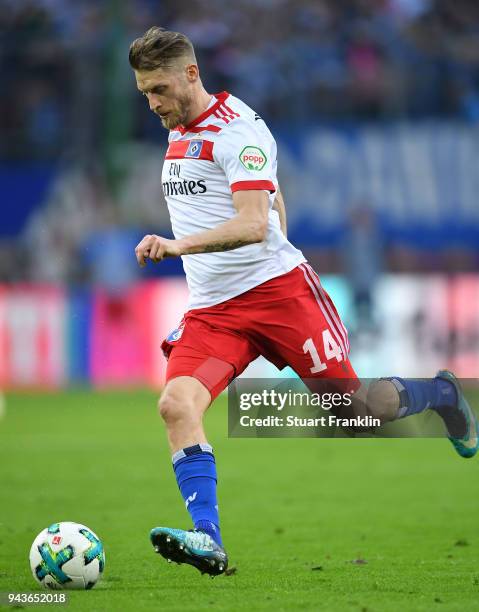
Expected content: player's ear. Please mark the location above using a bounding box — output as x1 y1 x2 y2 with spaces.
185 63 199 82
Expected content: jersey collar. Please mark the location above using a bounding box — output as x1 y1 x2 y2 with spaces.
174 91 229 135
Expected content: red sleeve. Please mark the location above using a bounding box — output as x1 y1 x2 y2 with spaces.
231 180 276 193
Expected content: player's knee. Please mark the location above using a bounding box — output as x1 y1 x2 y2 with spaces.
157 390 198 426
366 380 399 423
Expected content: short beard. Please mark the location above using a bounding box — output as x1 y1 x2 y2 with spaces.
159 93 192 130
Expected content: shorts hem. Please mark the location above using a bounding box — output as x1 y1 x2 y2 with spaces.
165 371 229 401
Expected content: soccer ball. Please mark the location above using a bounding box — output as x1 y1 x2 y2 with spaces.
29 522 105 590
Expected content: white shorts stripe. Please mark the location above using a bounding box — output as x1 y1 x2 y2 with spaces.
299 263 348 359
304 263 350 352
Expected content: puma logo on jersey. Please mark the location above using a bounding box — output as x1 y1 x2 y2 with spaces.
185 491 198 509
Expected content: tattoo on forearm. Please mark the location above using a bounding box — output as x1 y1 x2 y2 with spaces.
201 239 250 253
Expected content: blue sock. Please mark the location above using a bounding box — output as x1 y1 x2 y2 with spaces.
386 377 457 418
172 444 222 546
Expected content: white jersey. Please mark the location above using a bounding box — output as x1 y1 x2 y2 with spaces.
162 91 306 310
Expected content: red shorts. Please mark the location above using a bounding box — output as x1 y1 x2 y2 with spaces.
161 263 358 399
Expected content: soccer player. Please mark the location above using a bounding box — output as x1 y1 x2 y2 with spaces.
129 27 478 576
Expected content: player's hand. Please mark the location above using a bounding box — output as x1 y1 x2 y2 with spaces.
135 234 181 267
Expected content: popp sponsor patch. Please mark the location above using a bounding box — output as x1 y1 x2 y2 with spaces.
239 146 267 171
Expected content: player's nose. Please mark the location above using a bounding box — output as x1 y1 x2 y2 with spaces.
148 94 161 112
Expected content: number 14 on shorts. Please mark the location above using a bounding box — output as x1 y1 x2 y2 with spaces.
303 330 343 373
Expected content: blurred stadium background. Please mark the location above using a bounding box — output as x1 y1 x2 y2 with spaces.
2 0 479 390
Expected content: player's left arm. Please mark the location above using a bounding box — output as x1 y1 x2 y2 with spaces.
135 189 269 266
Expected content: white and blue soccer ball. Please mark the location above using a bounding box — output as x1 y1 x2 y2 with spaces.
29 522 105 590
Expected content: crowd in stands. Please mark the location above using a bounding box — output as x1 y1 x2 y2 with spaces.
1 0 479 286
2 0 479 160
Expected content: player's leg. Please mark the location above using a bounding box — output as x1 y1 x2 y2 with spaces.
340 379 399 426
152 374 228 575
363 373 478 457
151 314 259 575
314 360 479 456
250 263 477 456
296 264 477 454
158 375 223 544
158 375 211 452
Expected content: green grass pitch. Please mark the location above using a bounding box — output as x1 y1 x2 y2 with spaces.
0 389 478 611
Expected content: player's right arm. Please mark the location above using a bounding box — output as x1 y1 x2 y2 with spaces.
134 189 269 266
272 187 287 237
175 188 269 255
